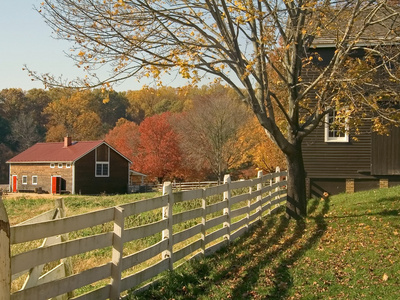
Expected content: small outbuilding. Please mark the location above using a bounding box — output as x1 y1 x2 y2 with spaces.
7 137 132 195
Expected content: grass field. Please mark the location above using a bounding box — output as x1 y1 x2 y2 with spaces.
128 186 400 300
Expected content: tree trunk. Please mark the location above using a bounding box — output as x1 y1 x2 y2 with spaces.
285 143 307 219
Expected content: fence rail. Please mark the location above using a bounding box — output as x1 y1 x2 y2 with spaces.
157 181 219 191
0 169 287 300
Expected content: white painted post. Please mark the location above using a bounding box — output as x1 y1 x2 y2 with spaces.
162 182 174 270
275 167 281 205
223 174 231 245
110 206 125 300
0 192 11 300
201 189 206 256
257 170 263 219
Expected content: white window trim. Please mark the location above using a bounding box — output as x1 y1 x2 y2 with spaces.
32 176 38 185
66 163 71 168
22 175 28 185
96 162 110 177
95 146 110 177
324 111 349 143
58 163 63 168
50 163 55 168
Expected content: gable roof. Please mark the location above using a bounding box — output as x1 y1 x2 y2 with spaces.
7 140 131 164
313 7 400 48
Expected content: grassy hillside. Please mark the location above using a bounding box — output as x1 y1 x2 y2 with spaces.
129 186 400 300
3 192 161 225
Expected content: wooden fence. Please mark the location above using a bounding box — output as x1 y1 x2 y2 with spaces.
0 169 287 300
157 181 219 191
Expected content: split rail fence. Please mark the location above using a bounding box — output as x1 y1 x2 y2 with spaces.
0 169 287 300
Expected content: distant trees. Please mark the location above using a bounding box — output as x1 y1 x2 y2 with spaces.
105 118 140 163
0 84 285 184
176 86 251 181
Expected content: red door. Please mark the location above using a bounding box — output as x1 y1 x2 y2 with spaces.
12 175 17 193
51 176 60 194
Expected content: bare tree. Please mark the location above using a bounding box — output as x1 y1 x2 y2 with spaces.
176 86 251 182
30 0 400 218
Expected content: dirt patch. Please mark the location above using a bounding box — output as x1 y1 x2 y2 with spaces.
3 192 59 199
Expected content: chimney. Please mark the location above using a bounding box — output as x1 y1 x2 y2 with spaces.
64 136 72 148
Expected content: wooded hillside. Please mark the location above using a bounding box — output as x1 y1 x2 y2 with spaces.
0 84 285 184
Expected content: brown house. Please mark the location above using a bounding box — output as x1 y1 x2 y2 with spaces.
7 137 132 195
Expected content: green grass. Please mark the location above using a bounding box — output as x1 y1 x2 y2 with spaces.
128 186 400 300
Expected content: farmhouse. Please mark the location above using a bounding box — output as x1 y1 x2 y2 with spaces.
302 8 400 197
7 136 132 195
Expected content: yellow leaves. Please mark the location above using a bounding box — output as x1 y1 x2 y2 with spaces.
78 50 85 57
103 97 110 104
382 273 389 282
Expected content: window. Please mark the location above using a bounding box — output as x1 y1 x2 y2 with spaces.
96 162 109 177
22 175 27 185
50 163 55 168
66 163 71 168
58 163 63 168
32 176 38 185
324 110 349 142
95 145 110 177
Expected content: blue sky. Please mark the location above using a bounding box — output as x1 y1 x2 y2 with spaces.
0 1 185 92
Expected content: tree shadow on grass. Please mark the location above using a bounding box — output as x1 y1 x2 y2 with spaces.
130 197 330 300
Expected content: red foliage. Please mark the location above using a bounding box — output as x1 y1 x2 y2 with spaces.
105 118 140 164
136 112 182 182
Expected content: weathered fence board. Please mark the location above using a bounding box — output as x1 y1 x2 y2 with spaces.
205 214 226 231
173 223 202 245
123 219 167 242
172 208 203 225
173 239 202 263
205 226 228 245
11 263 112 300
231 192 251 206
203 183 228 197
11 208 115 244
12 232 113 275
122 239 168 271
120 195 168 216
230 206 248 220
120 259 169 293
205 200 227 215
3 169 287 300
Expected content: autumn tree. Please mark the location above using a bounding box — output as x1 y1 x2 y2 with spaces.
176 85 251 181
44 90 103 141
105 118 140 163
34 0 400 219
136 112 182 183
126 86 189 124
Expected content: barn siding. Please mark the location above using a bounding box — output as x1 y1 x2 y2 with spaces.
74 148 129 195
9 163 73 193
303 120 373 179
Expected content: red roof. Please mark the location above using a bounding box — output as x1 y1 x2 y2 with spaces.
7 140 105 163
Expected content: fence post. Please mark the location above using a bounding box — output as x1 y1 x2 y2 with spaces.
275 167 281 205
110 206 125 300
257 170 263 219
201 189 206 257
0 192 11 300
162 182 174 271
223 174 231 245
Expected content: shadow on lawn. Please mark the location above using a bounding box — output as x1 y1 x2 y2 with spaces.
131 197 330 300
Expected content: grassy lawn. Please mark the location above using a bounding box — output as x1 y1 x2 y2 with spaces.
3 192 161 225
129 186 400 300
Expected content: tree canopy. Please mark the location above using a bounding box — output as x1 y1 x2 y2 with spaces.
31 0 400 218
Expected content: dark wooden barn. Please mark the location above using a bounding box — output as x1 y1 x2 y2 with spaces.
302 30 400 197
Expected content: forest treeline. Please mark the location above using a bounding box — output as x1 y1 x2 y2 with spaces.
0 84 285 184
